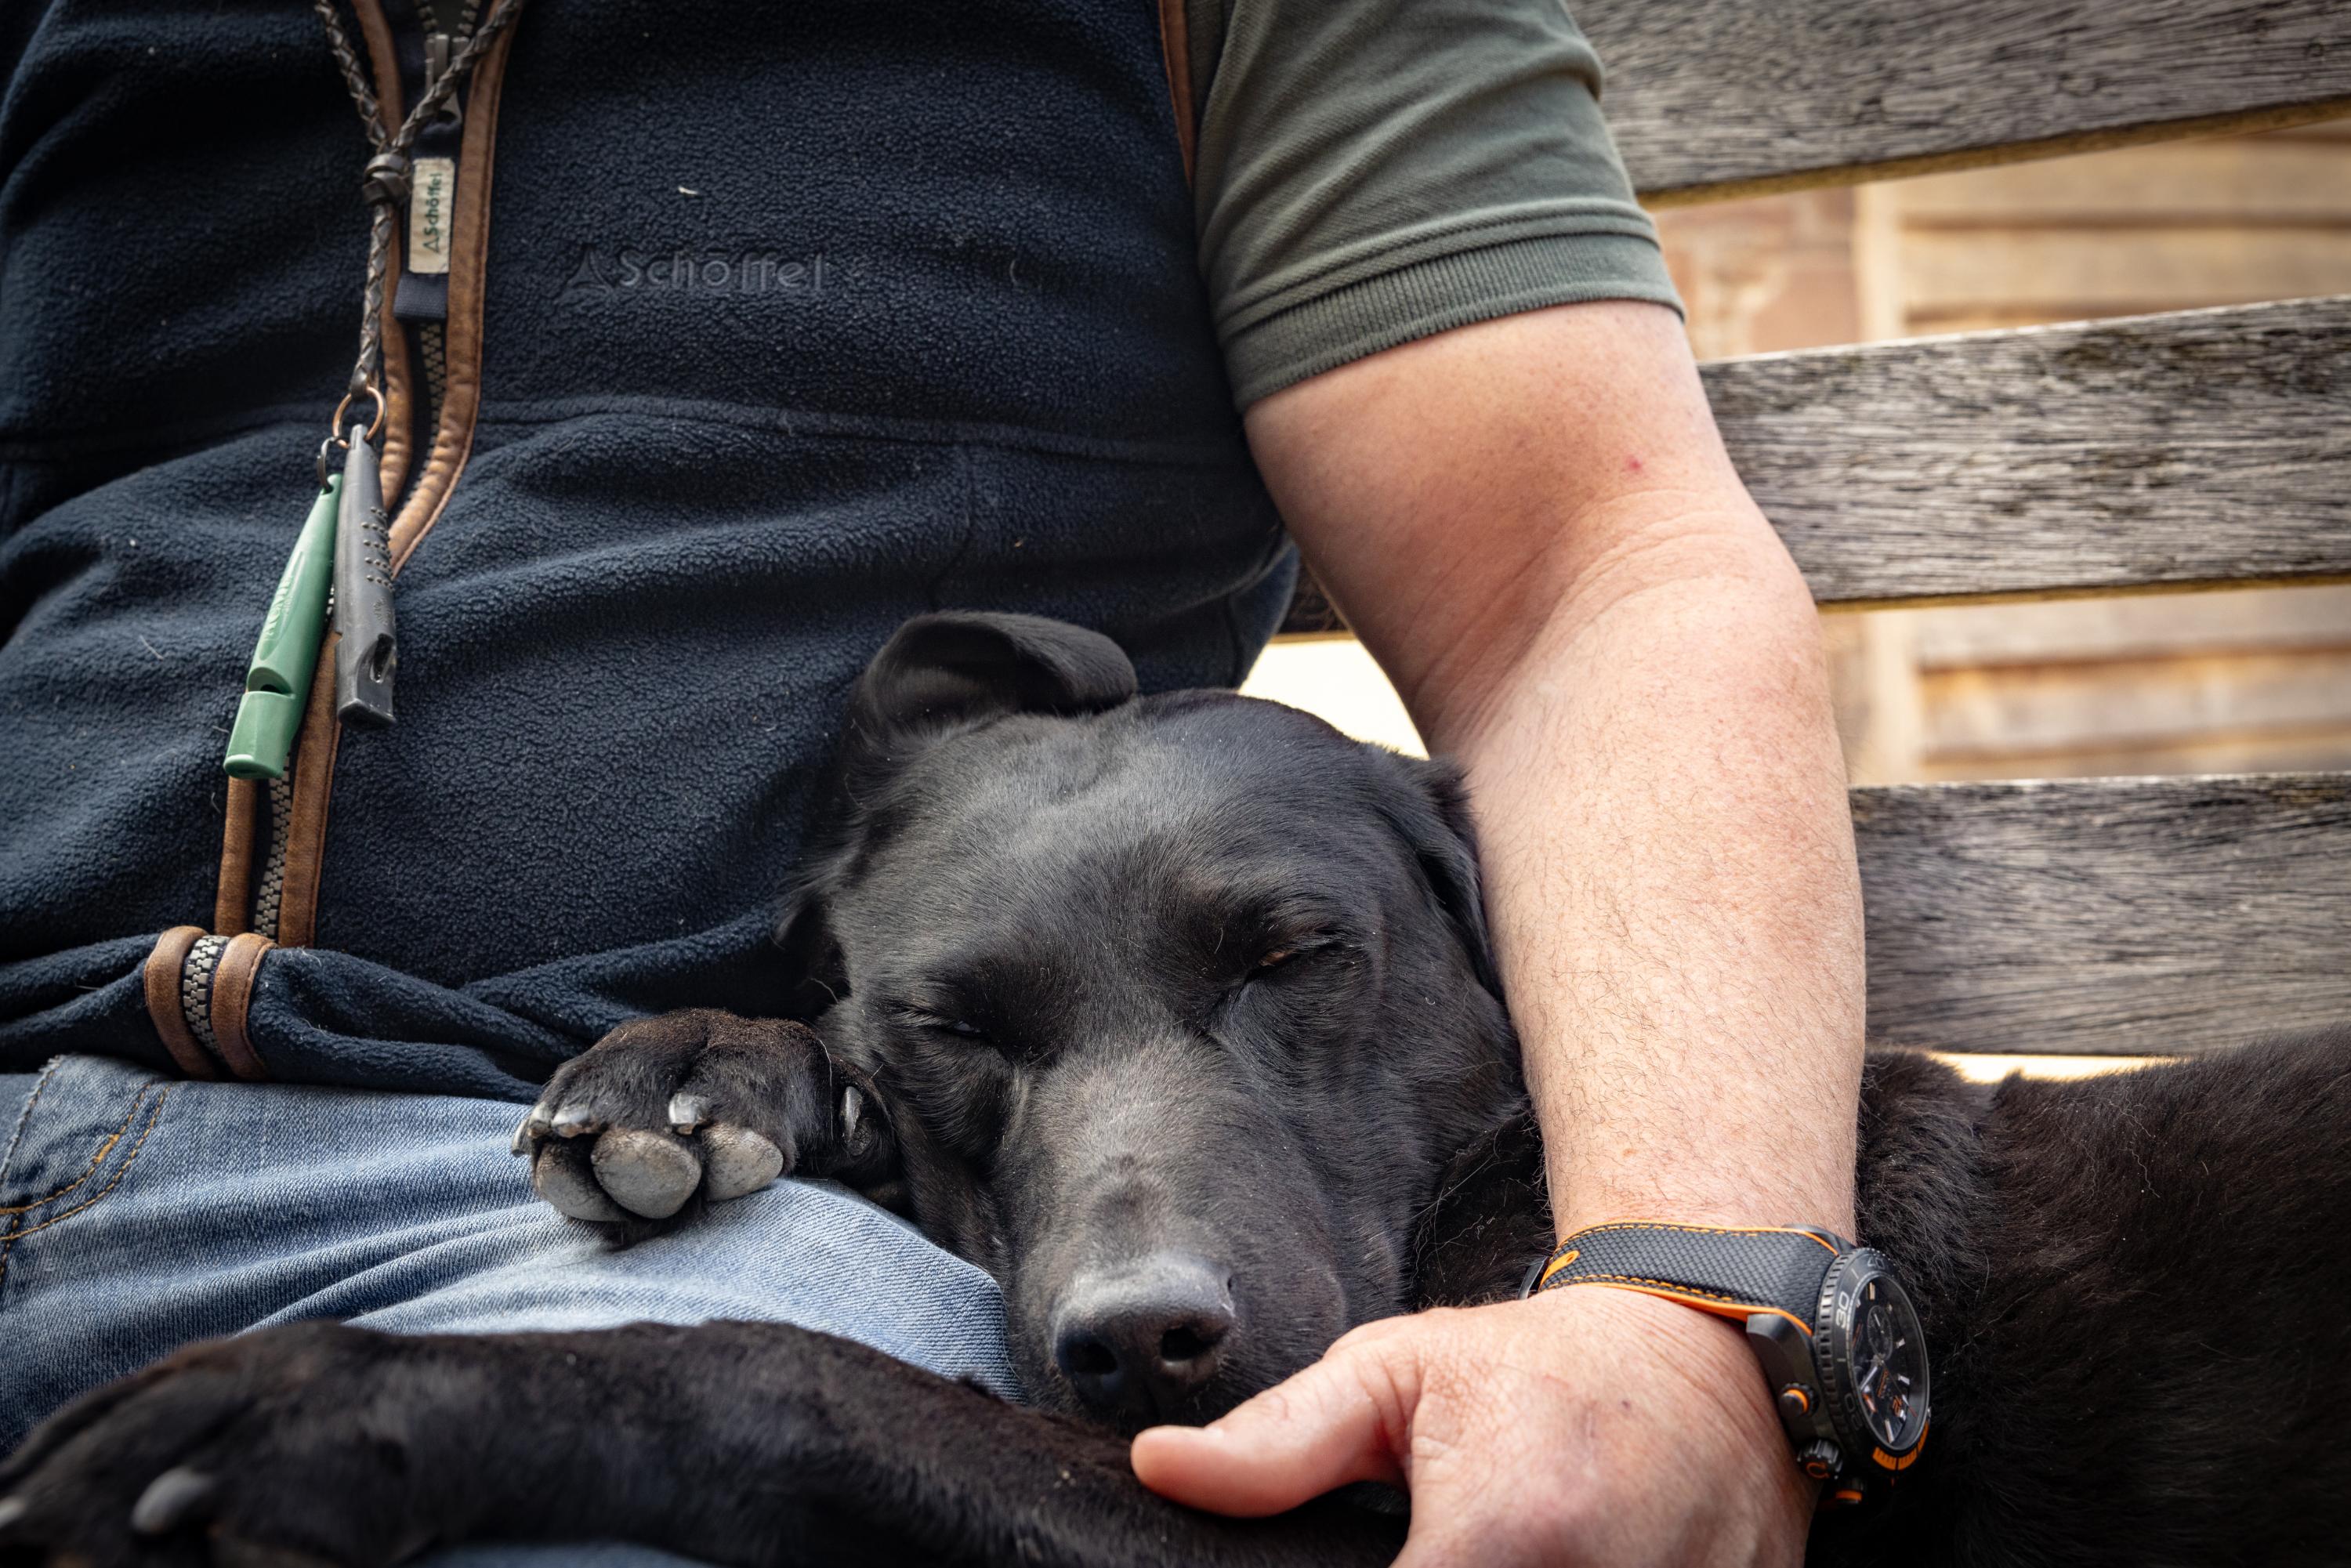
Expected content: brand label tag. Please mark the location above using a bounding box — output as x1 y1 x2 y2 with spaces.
407 157 456 276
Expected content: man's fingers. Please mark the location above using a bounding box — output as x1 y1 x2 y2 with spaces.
1130 1334 1418 1517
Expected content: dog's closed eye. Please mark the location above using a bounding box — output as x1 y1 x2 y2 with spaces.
1243 932 1349 982
888 1004 991 1043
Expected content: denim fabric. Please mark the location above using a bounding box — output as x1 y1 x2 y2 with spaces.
0 1059 1017 1563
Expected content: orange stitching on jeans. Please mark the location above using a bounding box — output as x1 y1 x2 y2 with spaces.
0 1085 152 1215
0 1085 175 1253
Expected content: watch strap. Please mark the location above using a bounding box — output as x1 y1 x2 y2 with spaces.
1530 1220 1841 1338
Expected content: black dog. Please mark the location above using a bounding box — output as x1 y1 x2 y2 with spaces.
5 612 2349 1567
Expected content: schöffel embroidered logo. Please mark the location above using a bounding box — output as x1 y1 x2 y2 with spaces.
562 248 831 302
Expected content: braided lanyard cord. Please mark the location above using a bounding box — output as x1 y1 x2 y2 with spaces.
311 0 527 428
225 1 528 774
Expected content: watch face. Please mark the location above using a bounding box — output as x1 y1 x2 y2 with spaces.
1844 1268 1929 1451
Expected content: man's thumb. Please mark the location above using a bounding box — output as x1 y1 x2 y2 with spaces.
1129 1333 1418 1517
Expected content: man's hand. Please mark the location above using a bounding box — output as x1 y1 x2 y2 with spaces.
1133 1285 1810 1566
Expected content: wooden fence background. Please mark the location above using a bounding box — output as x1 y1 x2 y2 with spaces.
1658 121 2351 784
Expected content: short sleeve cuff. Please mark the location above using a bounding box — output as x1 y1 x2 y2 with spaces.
1222 227 1683 409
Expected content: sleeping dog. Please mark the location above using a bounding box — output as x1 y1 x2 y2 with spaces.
4 611 2348 1566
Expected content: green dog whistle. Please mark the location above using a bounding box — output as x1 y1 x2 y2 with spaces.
223 474 342 780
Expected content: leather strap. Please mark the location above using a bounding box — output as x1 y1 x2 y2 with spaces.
1154 0 1196 182
273 636 346 947
206 932 276 1082
387 10 516 570
143 925 219 1080
1532 1221 1841 1338
213 778 263 935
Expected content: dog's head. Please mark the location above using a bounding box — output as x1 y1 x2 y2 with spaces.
784 613 1523 1429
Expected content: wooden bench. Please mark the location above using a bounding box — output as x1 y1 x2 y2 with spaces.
1281 0 2351 1058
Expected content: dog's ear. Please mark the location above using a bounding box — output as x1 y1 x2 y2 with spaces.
781 614 1136 1009
773 886 849 1019
846 612 1137 749
1376 755 1503 1003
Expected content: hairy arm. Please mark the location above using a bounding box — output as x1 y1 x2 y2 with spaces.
1136 299 1861 1562
1257 299 1863 1235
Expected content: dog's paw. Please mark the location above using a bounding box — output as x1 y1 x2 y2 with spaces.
514 1009 889 1226
0 1324 452 1568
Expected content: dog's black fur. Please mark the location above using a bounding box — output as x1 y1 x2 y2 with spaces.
5 612 2349 1567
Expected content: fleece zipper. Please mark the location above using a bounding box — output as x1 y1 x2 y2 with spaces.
398 0 480 468
235 0 480 948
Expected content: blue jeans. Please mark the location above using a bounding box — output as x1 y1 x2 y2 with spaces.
0 1056 1018 1565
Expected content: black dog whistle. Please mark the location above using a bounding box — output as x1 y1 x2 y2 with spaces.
331 424 397 727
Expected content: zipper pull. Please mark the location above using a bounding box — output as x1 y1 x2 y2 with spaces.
331 426 399 727
223 476 343 780
422 32 464 128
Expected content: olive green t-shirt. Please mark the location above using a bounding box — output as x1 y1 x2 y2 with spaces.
1187 0 1681 409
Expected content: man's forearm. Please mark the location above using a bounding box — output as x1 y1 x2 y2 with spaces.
1430 502 1863 1234
1244 299 1864 1240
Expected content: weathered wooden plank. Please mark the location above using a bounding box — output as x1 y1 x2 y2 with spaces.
1909 586 2351 668
1855 774 2351 1054
1900 229 2351 317
1921 649 2351 756
1891 139 2351 224
1584 0 2351 205
1918 726 2351 782
1706 295 2351 607
1279 296 2351 633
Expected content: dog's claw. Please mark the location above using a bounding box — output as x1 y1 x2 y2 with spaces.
592 1128 703 1219
667 1093 711 1133
0 1495 25 1531
132 1465 217 1535
531 1147 628 1222
510 1116 537 1156
551 1105 596 1138
839 1085 864 1141
704 1124 785 1201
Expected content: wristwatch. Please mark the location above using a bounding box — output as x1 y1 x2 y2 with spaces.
1523 1221 1929 1501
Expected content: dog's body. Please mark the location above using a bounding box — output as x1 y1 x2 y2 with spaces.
5 613 2349 1566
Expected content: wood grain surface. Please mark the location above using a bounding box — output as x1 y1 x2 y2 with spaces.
1889 139 2351 223
1907 586 2351 668
1715 295 2351 607
1854 773 2351 1053
1583 0 2351 204
1920 650 2351 757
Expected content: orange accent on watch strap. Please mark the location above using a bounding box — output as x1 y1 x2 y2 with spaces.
1536 1220 1835 1335
1552 1278 1816 1338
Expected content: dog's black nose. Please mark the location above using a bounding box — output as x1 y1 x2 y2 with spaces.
1052 1253 1235 1421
